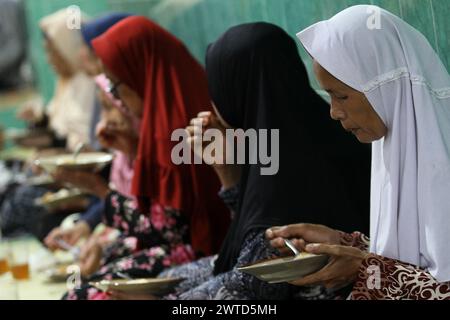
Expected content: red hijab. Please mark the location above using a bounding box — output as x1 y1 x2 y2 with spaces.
92 16 230 256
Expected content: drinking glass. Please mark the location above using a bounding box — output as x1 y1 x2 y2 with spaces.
8 239 30 281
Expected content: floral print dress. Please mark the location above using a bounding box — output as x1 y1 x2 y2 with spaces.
63 191 195 300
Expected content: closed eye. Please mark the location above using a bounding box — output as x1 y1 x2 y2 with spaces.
325 89 348 101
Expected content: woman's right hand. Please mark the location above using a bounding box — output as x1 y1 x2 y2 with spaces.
17 106 36 122
185 111 227 167
185 111 241 188
265 223 341 256
52 168 110 199
79 237 103 277
44 221 91 251
17 99 44 123
96 120 138 157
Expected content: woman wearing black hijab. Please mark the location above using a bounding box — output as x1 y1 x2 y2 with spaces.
153 22 371 300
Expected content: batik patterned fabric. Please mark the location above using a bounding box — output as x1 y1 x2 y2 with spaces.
341 232 450 300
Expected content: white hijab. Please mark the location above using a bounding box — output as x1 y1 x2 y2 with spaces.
40 9 95 151
297 5 450 282
39 8 88 70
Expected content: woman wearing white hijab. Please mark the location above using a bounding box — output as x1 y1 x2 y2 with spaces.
39 8 96 151
266 5 450 300
0 9 97 239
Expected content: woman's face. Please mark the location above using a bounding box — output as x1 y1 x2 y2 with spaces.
43 38 74 78
79 44 102 77
99 91 132 133
97 91 138 156
104 67 144 118
313 60 387 143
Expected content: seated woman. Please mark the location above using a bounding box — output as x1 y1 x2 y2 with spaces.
54 16 230 300
109 22 372 300
0 9 97 239
1 11 125 241
79 12 132 151
267 5 450 300
43 12 133 255
45 74 139 277
18 8 95 151
79 12 131 78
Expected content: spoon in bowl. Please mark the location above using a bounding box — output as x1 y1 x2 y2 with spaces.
72 142 85 162
284 239 300 256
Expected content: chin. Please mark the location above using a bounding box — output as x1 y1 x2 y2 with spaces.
355 133 376 144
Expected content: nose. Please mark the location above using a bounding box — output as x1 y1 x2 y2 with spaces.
329 103 346 121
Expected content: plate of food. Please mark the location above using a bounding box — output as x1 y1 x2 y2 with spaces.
35 188 86 209
25 174 55 187
34 152 113 173
238 252 329 284
89 277 184 296
44 263 76 282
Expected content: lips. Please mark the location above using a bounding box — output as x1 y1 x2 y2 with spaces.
343 127 360 134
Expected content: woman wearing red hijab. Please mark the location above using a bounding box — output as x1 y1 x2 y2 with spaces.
57 16 230 300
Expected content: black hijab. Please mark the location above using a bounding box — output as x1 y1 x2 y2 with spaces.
206 22 371 275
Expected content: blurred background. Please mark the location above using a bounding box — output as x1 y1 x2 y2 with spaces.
0 0 449 145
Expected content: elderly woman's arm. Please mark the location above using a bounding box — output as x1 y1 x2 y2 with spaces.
350 253 450 300
339 231 370 251
337 230 450 300
267 224 450 299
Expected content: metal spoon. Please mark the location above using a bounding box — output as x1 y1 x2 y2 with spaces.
116 271 132 280
55 238 81 260
72 142 85 161
284 239 300 256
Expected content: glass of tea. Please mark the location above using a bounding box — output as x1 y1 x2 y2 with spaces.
0 241 10 276
8 240 30 281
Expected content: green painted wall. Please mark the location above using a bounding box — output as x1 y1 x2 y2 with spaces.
24 0 450 101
